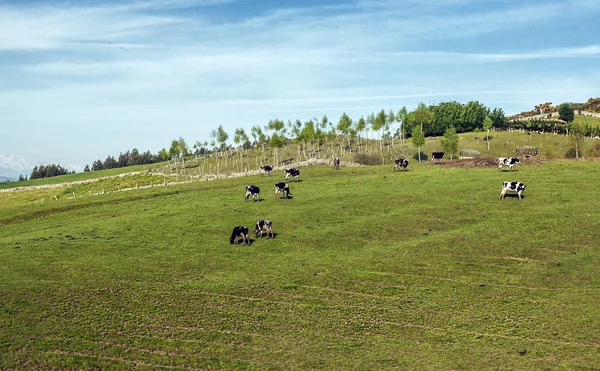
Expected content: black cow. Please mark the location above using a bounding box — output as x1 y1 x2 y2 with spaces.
274 182 292 199
260 165 273 175
499 181 527 200
333 157 340 170
245 185 260 201
254 220 274 239
431 152 444 161
285 168 300 182
498 157 520 172
394 158 409 171
230 226 249 245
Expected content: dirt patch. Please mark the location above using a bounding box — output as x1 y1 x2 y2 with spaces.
430 158 498 168
431 157 546 168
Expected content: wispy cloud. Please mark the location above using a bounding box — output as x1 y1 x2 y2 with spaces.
0 0 599 167
0 154 32 171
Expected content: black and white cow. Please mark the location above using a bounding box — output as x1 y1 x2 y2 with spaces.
394 158 409 171
254 220 274 239
230 226 249 245
245 185 260 201
333 157 340 170
499 181 527 200
260 165 273 175
285 168 300 182
431 152 444 161
498 157 520 172
274 182 292 199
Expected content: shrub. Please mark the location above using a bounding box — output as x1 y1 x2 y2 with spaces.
587 141 600 158
353 153 381 166
543 144 557 160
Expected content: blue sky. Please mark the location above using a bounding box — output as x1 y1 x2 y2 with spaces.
1 0 599 176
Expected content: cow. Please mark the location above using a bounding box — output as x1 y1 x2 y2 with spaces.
499 181 526 200
498 157 520 172
333 157 340 170
245 185 260 202
254 220 274 239
260 165 273 175
285 168 300 182
431 152 444 161
230 226 249 245
274 182 292 199
394 158 409 171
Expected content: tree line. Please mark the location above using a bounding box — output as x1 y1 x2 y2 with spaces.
87 148 163 172
29 164 75 180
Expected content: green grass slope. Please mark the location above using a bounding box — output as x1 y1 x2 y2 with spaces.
1 161 600 369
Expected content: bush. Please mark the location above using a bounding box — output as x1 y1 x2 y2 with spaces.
353 153 381 166
587 141 600 158
543 144 558 160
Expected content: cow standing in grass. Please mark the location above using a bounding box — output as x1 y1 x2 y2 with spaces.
394 158 409 171
274 182 292 199
333 158 340 170
260 165 273 175
230 226 249 245
255 220 274 239
498 157 520 172
499 181 527 200
431 152 444 161
285 168 300 182
245 185 260 201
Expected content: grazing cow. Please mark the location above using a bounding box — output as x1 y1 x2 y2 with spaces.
333 157 340 170
498 157 520 172
394 158 409 171
245 185 260 201
260 165 273 175
499 181 527 200
431 152 444 161
230 226 249 245
274 182 292 199
285 168 300 182
254 220 274 239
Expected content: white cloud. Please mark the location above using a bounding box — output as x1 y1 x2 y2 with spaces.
0 154 32 171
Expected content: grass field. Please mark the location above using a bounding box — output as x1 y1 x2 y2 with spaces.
1 158 600 369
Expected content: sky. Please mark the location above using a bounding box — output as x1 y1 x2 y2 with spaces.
1 0 599 177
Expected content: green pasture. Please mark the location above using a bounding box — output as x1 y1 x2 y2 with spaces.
1 160 600 369
0 162 164 191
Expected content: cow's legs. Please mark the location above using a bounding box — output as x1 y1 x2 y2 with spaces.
499 188 507 200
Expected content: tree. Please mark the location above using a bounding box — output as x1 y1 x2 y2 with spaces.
396 106 408 144
483 116 493 151
178 137 190 157
103 155 118 169
430 101 463 136
92 160 104 171
337 112 353 153
411 126 426 162
568 121 585 158
440 127 459 159
412 103 434 136
84 165 90 172
216 125 229 152
489 107 508 129
460 101 487 133
558 103 575 123
372 109 387 150
251 125 266 151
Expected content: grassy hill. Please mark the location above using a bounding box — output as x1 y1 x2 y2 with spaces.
1 160 600 369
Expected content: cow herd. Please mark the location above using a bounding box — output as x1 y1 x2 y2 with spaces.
231 167 300 245
232 155 528 244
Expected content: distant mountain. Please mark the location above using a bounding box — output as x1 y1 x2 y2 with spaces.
0 175 17 182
